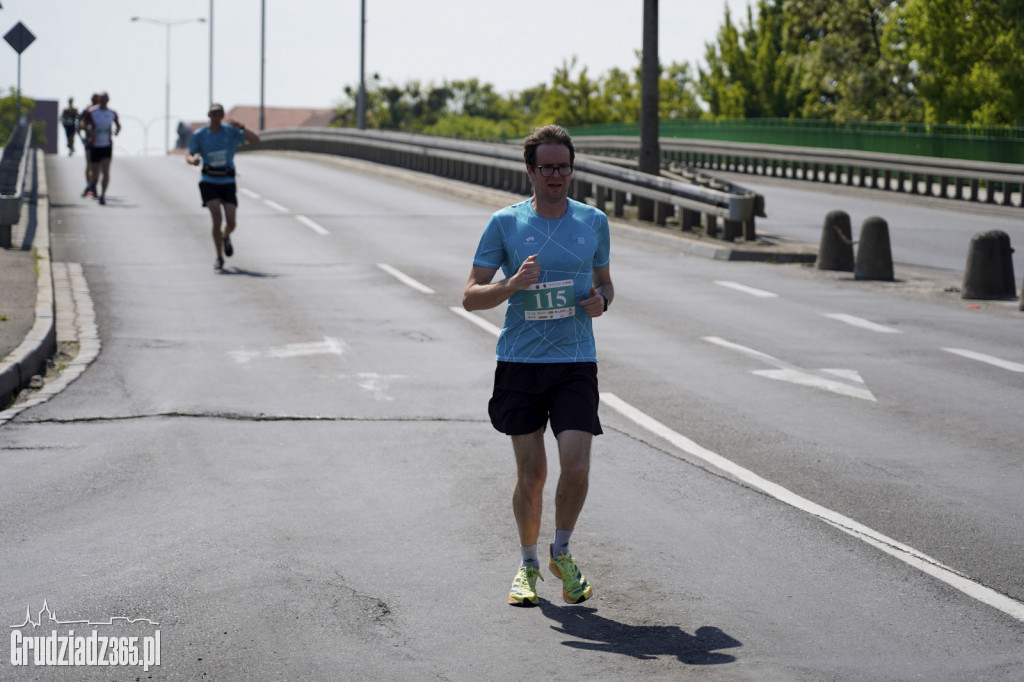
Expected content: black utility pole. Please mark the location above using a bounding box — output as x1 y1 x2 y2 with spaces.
638 0 660 221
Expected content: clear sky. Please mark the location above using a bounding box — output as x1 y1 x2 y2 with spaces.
2 0 744 156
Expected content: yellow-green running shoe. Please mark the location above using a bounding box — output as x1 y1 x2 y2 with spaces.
549 547 593 604
508 565 543 606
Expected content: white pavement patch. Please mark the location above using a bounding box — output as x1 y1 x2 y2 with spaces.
342 372 408 401
600 392 1024 624
942 348 1024 373
377 264 435 295
714 280 779 298
296 215 330 236
229 337 348 364
824 313 902 334
703 336 876 401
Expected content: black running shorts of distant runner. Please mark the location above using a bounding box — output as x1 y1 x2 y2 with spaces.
88 146 112 163
199 181 238 207
488 361 603 437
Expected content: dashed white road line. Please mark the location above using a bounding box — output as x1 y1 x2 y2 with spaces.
600 392 1024 624
263 199 290 213
296 214 330 236
239 188 261 200
714 280 778 298
824 313 902 334
378 264 435 294
449 307 501 336
942 348 1024 373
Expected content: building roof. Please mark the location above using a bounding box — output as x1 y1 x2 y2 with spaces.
188 105 338 132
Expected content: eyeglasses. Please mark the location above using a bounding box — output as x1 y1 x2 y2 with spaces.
533 163 574 177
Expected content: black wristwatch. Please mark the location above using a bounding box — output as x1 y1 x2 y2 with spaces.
600 294 609 312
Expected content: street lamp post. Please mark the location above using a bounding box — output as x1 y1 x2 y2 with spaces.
131 16 205 155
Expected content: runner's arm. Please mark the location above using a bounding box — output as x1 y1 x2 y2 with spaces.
580 265 613 317
462 255 541 312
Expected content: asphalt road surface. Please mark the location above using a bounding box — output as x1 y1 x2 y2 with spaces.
1 151 1022 681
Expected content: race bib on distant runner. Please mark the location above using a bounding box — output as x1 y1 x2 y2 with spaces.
523 280 576 321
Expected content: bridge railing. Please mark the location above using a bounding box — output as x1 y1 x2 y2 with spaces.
0 122 34 247
240 127 763 241
573 136 1024 209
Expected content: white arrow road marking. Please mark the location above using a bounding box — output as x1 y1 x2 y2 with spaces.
824 313 902 334
378 264 435 294
600 392 1024 624
714 280 779 298
229 336 348 364
943 348 1024 373
703 336 877 401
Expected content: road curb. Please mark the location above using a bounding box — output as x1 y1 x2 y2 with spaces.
0 149 56 411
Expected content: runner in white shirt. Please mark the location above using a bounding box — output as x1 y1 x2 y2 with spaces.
79 92 121 205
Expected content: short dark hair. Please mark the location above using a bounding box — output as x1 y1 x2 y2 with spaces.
523 125 575 168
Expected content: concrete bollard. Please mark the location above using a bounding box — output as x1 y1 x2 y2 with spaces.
962 230 1017 300
854 216 894 281
818 210 854 271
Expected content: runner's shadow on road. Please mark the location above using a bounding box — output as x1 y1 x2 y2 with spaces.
539 601 740 665
218 266 281 279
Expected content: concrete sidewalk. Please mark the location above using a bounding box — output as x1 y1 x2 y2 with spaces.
0 149 55 410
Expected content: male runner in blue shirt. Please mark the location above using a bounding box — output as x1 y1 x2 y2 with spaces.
463 125 614 606
187 104 260 270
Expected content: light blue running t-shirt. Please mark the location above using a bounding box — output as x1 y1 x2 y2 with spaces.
472 198 611 363
188 125 246 185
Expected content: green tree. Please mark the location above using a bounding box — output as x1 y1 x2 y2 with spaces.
533 57 610 127
899 0 1024 125
0 87 35 143
698 2 806 119
782 0 920 121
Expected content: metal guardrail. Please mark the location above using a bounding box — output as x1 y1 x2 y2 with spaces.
1 122 34 238
573 136 1024 209
241 128 763 241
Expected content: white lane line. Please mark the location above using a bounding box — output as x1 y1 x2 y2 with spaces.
942 348 1024 373
824 313 902 334
449 306 501 336
296 214 330 236
600 392 1024 624
377 264 435 294
239 188 261 200
264 199 290 213
715 280 778 298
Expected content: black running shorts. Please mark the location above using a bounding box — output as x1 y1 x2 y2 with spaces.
488 361 602 437
88 146 112 163
199 181 238 207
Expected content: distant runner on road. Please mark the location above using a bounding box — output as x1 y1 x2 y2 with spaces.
186 103 260 271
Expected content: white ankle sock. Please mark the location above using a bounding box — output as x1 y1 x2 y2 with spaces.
552 529 573 558
520 544 539 568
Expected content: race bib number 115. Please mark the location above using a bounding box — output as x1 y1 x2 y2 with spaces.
523 280 575 321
